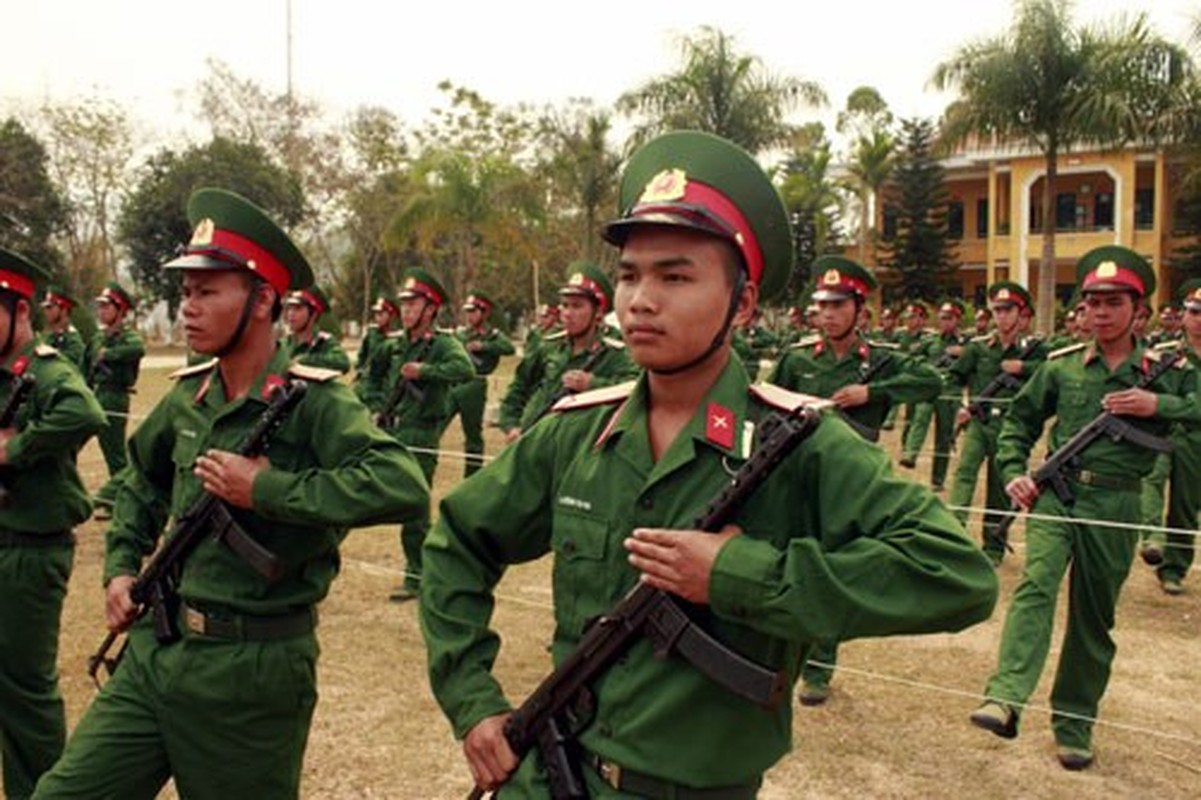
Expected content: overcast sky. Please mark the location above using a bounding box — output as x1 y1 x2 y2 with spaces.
3 0 1198 145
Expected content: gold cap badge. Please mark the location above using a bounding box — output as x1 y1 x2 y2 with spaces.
639 169 688 203
404 277 416 289
569 272 585 286
822 269 841 285
996 288 1010 300
1095 261 1118 278
191 218 215 246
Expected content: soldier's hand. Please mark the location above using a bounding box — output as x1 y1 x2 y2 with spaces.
0 427 13 465
1102 387 1158 418
1006 475 1039 510
561 370 592 392
1000 358 1024 375
955 407 971 427
401 361 423 380
946 345 964 357
194 450 270 509
467 340 483 352
503 428 522 444
624 524 741 605
105 575 139 632
463 713 518 792
830 383 869 408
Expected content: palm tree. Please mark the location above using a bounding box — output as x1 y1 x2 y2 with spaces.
931 0 1191 333
837 87 896 266
617 26 826 156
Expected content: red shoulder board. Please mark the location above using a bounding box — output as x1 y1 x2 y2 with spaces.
552 380 636 413
749 383 834 414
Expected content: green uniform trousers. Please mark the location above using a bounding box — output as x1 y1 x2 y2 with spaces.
94 389 131 504
983 485 1138 751
949 419 1009 562
33 623 318 800
0 540 72 800
392 426 439 592
901 398 956 488
1146 439 1201 584
1138 452 1169 547
800 640 838 692
450 377 488 479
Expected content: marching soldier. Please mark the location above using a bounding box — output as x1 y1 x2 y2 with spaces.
973 306 992 337
0 249 106 799
84 281 145 520
353 295 399 413
33 188 428 798
38 285 86 370
450 291 515 478
282 285 351 374
899 299 968 489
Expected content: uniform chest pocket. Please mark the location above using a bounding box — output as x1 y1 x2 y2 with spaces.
171 432 205 509
1060 380 1096 411
550 507 614 638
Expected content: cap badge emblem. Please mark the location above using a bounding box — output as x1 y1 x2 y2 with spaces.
639 169 687 203
191 218 215 246
1096 261 1118 278
822 269 841 286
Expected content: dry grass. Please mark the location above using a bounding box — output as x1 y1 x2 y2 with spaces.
54 356 1201 798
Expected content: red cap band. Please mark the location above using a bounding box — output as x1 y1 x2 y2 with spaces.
562 277 608 312
403 280 444 306
0 269 36 300
1082 265 1145 296
43 291 73 310
207 228 292 295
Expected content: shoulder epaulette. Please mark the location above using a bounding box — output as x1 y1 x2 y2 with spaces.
1153 340 1183 352
1048 342 1087 360
543 330 569 342
288 362 341 382
868 340 901 350
366 323 379 331
791 335 822 350
68 325 79 333
385 330 406 339
602 336 626 350
551 380 636 413
749 382 835 413
436 326 456 336
169 358 218 379
34 344 59 358
315 331 332 342
970 334 992 343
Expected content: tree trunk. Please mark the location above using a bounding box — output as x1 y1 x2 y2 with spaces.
1037 145 1058 337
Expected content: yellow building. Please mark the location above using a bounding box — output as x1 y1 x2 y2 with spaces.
874 140 1196 309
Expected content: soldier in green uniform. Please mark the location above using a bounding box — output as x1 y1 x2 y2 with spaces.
33 189 428 800
973 306 992 337
900 299 968 488
450 290 515 478
896 302 932 452
352 295 399 412
38 286 86 370
379 268 474 602
84 281 145 519
969 246 1199 771
282 285 351 374
769 259 942 704
497 262 638 443
733 308 778 381
0 249 106 800
421 131 996 798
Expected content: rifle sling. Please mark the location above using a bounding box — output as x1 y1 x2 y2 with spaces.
210 502 285 580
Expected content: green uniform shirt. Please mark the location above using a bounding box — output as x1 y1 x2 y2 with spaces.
380 329 474 428
285 331 351 374
455 325 516 377
353 325 394 411
947 334 1048 425
84 326 145 392
422 357 997 786
769 333 941 430
997 342 1201 486
43 327 86 371
103 347 429 614
1 342 106 532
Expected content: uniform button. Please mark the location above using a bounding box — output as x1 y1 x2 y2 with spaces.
639 495 653 510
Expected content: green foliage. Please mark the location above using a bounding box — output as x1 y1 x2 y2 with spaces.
116 137 305 318
778 123 845 302
877 118 958 303
0 117 67 275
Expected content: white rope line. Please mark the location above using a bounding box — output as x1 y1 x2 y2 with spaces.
944 502 1201 542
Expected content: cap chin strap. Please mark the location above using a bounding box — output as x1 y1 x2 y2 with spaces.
1 294 18 357
213 282 263 359
650 270 747 376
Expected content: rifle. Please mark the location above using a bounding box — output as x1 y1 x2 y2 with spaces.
993 351 1182 543
956 337 1043 436
466 405 824 800
375 335 434 428
836 351 893 443
528 340 612 426
87 379 309 684
0 362 36 508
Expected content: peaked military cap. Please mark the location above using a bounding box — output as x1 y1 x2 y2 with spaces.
164 188 312 295
938 299 966 318
397 267 448 307
880 306 897 320
462 290 495 314
988 281 1032 310
96 281 136 313
371 295 399 316
559 261 614 312
904 301 929 318
41 283 78 310
1076 245 1155 297
1177 279 1201 311
285 285 330 315
0 248 50 301
601 130 792 301
811 255 877 302
537 303 560 319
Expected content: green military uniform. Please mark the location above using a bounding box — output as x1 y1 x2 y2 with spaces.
0 250 106 800
449 291 515 478
895 303 932 453
283 286 351 374
84 282 145 509
947 283 1047 564
352 296 398 412
381 268 474 598
975 246 1199 766
901 300 968 488
34 188 429 800
39 286 86 371
733 321 778 381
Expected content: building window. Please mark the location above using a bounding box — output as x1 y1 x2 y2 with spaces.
948 201 964 239
1056 193 1077 230
1135 188 1155 229
1094 192 1113 229
882 205 898 240
1030 199 1043 232
976 199 989 238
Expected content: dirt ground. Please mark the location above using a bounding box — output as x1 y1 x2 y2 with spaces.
53 355 1201 799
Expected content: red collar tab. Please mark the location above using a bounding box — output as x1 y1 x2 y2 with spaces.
193 371 214 405
9 355 31 376
858 343 871 361
0 269 35 301
262 374 288 400
190 224 292 296
705 402 736 450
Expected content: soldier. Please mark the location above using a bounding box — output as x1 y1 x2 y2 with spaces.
497 262 638 442
282 285 351 374
84 281 145 520
0 249 105 799
969 246 1199 771
896 302 932 449
352 295 399 413
877 306 899 342
421 131 996 798
899 299 968 489
38 285 86 370
732 308 777 381
33 189 427 799
450 291 515 478
379 268 474 603
973 306 992 336
1150 301 1182 345
946 282 1046 566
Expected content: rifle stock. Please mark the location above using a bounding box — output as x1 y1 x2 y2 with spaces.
0 369 35 508
955 338 1043 437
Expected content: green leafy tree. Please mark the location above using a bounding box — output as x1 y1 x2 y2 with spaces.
877 118 958 302
0 117 68 275
837 87 896 265
932 0 1192 333
778 123 845 299
117 137 305 319
617 26 826 155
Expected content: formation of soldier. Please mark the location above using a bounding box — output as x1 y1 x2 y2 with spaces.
0 131 1197 797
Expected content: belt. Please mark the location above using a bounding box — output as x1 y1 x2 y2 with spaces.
0 530 74 548
1072 470 1141 493
586 753 759 800
181 603 316 641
